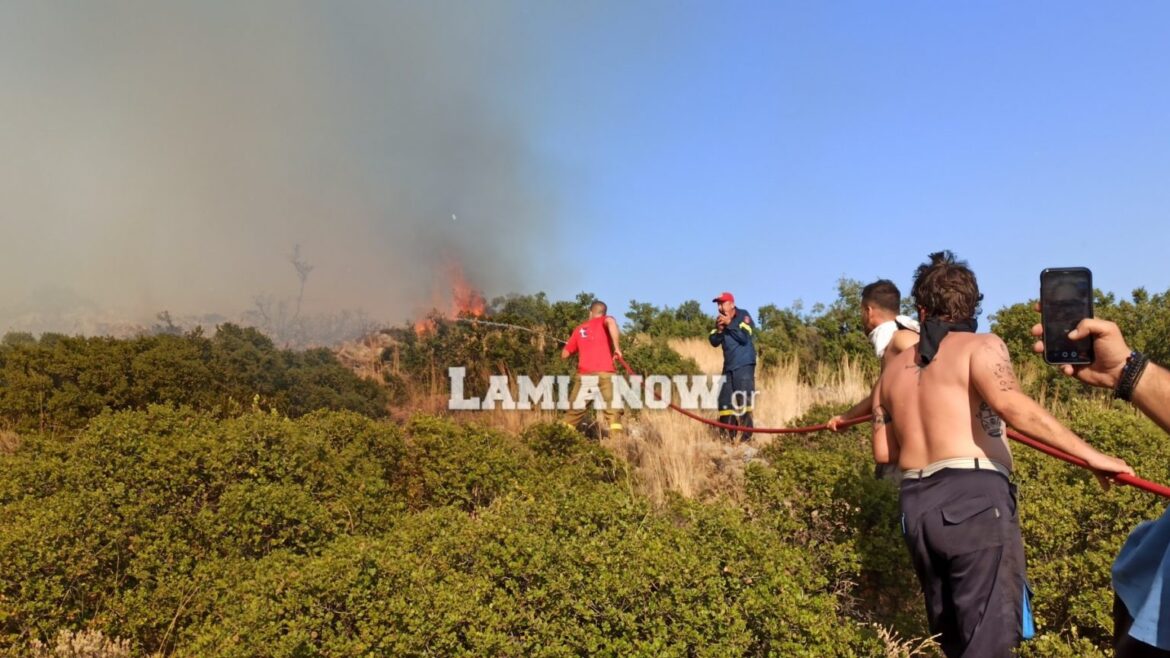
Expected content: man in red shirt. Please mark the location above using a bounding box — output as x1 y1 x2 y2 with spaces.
561 300 624 438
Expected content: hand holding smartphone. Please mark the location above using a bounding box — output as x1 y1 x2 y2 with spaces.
1040 267 1094 365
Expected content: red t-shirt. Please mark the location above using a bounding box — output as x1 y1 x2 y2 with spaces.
564 316 616 374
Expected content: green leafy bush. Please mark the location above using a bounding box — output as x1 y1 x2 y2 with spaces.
2 412 890 656
1011 399 1169 647
624 299 712 337
747 404 923 638
180 486 882 657
9 400 1163 656
0 326 387 433
0 407 407 653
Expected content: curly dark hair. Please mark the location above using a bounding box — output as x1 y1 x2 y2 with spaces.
911 250 983 321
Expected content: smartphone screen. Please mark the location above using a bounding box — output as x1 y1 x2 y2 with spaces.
1040 267 1094 364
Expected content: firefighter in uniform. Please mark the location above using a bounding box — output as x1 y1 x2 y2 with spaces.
708 291 756 442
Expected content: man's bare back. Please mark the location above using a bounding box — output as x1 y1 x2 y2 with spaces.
870 250 1131 658
875 332 1013 470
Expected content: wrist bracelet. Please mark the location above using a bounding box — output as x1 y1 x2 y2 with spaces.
1115 351 1150 402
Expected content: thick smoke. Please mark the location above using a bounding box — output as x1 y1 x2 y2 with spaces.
0 2 556 337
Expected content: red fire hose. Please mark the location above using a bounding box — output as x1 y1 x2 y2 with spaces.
614 354 1170 498
614 354 867 433
1005 428 1170 497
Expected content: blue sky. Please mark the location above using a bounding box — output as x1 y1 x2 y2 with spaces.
520 2 1170 322
2 3 1168 330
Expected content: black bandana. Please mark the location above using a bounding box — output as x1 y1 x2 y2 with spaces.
917 317 977 367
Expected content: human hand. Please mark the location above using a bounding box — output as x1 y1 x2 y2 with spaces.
1030 315 1132 389
1082 450 1135 490
826 415 844 432
716 314 730 329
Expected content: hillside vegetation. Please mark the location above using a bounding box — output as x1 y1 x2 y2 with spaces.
5 401 1166 657
3 408 897 656
0 324 387 434
4 284 1170 656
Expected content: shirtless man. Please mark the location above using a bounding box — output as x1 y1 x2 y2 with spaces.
874 251 1132 658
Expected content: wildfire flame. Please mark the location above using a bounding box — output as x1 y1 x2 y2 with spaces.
413 261 486 335
412 316 438 336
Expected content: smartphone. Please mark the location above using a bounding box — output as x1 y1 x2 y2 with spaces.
1040 267 1094 365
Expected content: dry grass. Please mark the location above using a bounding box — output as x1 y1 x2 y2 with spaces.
425 352 868 504
0 429 20 455
668 337 724 375
31 629 134 658
871 625 942 658
478 407 562 435
619 338 870 502
670 337 869 425
604 410 743 502
353 333 871 503
1015 357 1119 419
334 332 396 382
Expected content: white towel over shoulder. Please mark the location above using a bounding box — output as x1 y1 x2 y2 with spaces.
868 315 920 358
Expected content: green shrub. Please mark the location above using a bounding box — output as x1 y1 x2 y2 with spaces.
1011 399 1169 647
181 489 882 657
749 404 923 638
2 409 891 656
402 416 531 512
520 422 627 485
0 326 387 433
6 384 1168 655
0 407 408 653
620 336 700 378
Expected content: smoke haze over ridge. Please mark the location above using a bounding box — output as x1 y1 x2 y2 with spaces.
0 2 559 334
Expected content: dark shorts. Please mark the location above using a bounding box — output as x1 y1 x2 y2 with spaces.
900 469 1027 658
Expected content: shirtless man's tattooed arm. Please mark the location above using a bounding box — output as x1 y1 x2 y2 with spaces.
971 334 1129 483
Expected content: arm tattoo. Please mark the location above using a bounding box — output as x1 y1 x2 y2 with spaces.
874 406 893 427
990 342 1020 393
977 401 1004 438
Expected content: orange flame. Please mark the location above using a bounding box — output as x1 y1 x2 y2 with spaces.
413 316 437 336
413 261 486 336
449 262 486 319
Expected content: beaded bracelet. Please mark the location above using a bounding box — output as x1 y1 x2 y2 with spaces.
1115 351 1150 402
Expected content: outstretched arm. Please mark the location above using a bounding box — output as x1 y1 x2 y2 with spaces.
972 335 1132 484
829 393 873 431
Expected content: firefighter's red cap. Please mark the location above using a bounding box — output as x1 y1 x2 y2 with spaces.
712 292 735 304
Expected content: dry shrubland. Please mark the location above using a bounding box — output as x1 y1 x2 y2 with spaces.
375 334 873 504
